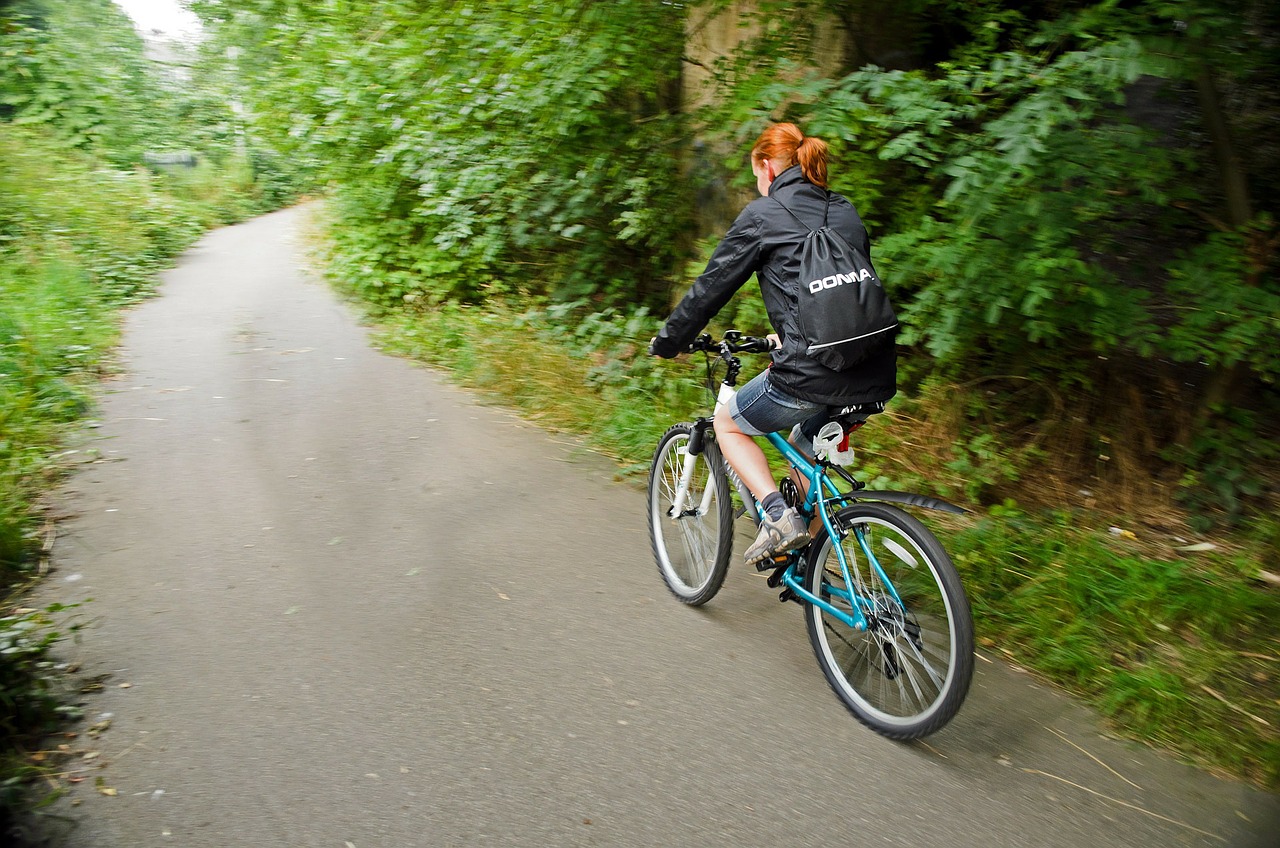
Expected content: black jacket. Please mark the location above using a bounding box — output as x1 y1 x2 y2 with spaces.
653 166 897 407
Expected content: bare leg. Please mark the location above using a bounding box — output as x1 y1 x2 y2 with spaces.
786 427 811 499
713 404 777 500
787 426 827 536
717 404 812 564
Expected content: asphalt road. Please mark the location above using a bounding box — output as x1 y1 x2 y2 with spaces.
26 206 1279 847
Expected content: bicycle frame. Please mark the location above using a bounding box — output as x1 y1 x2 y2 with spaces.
761 431 887 633
662 334 961 634
663 382 887 634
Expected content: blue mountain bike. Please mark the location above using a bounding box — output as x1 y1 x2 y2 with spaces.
647 331 975 739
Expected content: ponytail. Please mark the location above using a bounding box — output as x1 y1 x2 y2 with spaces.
796 136 829 189
751 122 830 189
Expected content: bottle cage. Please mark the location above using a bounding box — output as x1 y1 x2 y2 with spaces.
813 417 865 466
811 402 882 465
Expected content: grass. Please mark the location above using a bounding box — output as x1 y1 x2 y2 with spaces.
351 292 1280 790
0 256 119 834
0 258 118 573
952 505 1279 785
372 300 704 474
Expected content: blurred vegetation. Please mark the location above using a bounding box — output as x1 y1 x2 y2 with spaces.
193 0 690 307
0 0 307 828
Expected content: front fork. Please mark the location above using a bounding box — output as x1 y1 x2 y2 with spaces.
668 384 747 521
667 418 714 518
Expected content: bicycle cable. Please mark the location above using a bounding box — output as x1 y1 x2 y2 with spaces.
700 349 722 408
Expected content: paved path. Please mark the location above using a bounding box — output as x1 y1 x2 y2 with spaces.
28 206 1279 847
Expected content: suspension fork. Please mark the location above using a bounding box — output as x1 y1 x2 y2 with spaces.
667 418 714 518
669 382 741 520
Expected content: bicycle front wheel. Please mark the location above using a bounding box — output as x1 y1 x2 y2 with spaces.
804 502 973 739
647 423 733 606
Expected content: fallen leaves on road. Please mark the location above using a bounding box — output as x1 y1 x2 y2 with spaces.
80 674 111 693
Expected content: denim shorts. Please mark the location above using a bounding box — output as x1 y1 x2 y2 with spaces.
727 370 827 437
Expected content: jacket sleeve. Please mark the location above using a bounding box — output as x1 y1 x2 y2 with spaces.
651 206 763 357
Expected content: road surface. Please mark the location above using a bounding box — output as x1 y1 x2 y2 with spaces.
26 206 1279 847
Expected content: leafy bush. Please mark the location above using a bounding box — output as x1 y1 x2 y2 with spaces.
197 0 692 309
0 125 207 299
0 0 168 165
1165 407 1279 530
0 256 114 567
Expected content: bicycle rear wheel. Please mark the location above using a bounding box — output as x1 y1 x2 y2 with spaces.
804 502 973 739
648 423 733 605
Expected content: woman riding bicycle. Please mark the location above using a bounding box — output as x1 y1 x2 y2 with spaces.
649 122 897 567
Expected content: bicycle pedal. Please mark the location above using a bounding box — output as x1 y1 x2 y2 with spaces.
754 553 791 573
765 563 790 588
778 587 800 605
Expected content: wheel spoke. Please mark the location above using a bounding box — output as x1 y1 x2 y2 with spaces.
805 504 973 739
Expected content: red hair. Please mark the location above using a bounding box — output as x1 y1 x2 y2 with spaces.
751 122 829 189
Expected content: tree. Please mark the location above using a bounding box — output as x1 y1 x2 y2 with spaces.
0 0 177 165
194 0 693 308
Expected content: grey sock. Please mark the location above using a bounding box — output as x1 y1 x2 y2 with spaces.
761 491 787 521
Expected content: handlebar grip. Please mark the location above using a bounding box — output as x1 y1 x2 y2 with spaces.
685 334 714 353
735 336 776 354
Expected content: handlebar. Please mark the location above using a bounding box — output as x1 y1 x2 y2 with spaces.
687 331 777 356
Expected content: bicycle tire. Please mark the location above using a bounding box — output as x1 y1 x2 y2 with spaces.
647 423 734 605
803 502 974 739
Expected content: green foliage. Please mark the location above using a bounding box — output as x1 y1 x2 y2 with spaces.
695 0 1279 530
943 431 1022 502
1166 406 1279 530
0 0 170 164
197 0 692 308
1160 220 1280 382
0 0 311 207
0 252 115 570
0 125 205 300
755 36 1181 365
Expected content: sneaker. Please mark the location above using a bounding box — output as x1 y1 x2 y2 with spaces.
744 507 811 565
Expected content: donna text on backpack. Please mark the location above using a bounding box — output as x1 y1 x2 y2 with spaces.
773 194 897 370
